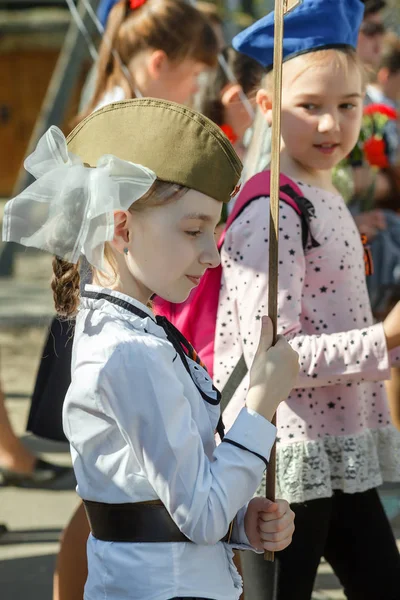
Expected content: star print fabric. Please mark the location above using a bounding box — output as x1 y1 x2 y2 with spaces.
214 183 400 503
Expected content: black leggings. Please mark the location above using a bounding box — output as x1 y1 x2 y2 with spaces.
240 488 400 600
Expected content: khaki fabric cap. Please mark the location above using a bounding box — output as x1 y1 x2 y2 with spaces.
67 98 243 203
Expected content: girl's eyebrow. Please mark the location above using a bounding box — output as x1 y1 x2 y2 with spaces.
182 213 213 222
295 92 362 99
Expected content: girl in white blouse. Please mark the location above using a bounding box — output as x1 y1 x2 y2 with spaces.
2 98 298 600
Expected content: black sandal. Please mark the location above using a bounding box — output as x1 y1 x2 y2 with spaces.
0 458 72 489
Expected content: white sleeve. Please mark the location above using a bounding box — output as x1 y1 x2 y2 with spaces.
98 339 276 546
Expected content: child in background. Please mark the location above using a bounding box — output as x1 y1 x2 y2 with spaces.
347 32 400 208
79 0 218 118
214 1 400 598
152 50 262 328
366 32 400 111
196 47 263 161
357 0 387 71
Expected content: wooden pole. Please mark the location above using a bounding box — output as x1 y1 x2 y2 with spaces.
264 0 301 563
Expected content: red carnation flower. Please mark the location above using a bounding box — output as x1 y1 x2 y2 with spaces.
363 137 389 169
364 103 397 121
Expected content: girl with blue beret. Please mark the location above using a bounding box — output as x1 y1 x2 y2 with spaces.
214 1 400 598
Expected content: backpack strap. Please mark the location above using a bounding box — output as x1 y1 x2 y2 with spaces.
220 172 319 413
279 184 320 250
219 171 319 253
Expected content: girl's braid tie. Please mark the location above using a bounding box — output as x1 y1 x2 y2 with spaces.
130 0 147 10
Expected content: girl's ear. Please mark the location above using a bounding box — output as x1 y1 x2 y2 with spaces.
256 88 273 126
220 83 242 107
148 49 168 80
112 210 131 254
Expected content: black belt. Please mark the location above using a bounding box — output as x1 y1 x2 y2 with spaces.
83 499 233 544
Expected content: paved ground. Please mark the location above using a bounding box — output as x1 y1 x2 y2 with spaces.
0 241 400 599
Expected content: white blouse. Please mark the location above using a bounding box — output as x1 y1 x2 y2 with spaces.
63 285 276 600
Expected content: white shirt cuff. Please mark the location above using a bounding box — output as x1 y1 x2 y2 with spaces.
223 406 277 466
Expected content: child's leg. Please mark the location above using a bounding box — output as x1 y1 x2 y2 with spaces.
0 380 35 473
240 497 332 600
324 488 400 600
53 502 89 600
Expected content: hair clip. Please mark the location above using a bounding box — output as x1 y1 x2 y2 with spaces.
230 181 242 199
130 0 147 10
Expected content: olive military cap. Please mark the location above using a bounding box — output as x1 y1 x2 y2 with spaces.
67 98 243 203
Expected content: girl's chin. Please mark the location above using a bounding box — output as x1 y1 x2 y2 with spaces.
153 290 191 304
297 158 341 174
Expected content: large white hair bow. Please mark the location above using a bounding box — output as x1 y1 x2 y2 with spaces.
2 126 156 272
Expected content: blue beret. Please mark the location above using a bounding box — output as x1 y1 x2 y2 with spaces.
232 0 365 70
97 0 120 28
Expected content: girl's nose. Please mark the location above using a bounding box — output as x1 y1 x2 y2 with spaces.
318 112 339 133
200 239 221 269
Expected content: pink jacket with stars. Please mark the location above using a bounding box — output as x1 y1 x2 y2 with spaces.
214 180 400 504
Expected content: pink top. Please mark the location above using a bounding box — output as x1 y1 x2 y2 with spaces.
214 182 400 503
